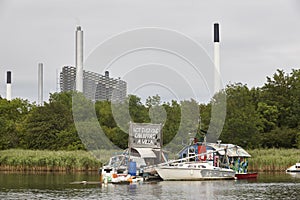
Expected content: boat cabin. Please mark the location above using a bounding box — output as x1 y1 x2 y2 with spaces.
178 141 251 173
103 147 167 173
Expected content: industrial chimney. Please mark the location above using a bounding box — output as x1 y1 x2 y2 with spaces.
105 71 109 78
38 63 43 106
6 71 12 101
75 26 83 92
213 23 220 93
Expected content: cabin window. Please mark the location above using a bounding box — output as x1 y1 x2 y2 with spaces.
189 147 195 153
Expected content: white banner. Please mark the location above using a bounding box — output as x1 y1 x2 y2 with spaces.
129 122 162 148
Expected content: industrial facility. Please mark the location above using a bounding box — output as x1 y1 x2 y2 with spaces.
59 26 127 102
60 66 127 102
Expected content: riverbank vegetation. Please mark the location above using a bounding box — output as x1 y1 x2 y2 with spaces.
248 148 300 172
1 69 299 151
0 69 299 171
0 148 298 172
0 149 102 172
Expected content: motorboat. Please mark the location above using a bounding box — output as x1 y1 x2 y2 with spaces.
286 163 300 173
100 147 166 183
235 172 258 179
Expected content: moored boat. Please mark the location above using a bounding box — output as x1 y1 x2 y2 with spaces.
177 138 258 180
286 163 300 173
100 147 166 183
155 161 235 181
235 172 258 179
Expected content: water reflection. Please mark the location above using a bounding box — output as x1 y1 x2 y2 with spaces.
0 172 299 199
287 172 300 179
158 180 235 199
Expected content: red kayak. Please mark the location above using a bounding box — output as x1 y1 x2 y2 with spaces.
235 172 258 179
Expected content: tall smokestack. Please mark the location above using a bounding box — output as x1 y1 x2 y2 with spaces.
214 23 220 93
75 26 83 92
38 63 43 106
6 71 12 101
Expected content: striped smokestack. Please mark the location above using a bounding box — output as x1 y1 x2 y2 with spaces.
6 71 12 101
213 23 220 93
75 26 83 92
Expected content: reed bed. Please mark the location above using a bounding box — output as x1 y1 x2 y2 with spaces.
0 149 102 172
1 148 298 172
247 148 300 172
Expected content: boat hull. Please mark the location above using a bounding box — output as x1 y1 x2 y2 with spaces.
286 163 300 173
286 169 300 173
155 167 235 181
235 172 258 179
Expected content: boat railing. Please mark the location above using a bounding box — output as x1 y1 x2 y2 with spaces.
141 145 247 172
154 145 245 167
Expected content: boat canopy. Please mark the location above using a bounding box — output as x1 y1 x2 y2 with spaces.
134 148 157 158
207 143 251 158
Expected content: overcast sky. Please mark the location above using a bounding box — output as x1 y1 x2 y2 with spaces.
0 0 299 103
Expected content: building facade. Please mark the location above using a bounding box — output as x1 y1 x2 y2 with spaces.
60 66 127 102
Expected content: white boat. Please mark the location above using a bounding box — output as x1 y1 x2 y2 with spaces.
155 162 235 181
286 163 300 173
100 147 166 183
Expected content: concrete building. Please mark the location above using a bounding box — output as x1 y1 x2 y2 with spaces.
60 66 127 102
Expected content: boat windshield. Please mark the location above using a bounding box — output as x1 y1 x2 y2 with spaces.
109 155 128 168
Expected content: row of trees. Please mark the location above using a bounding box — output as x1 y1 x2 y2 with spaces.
0 69 299 151
219 69 300 148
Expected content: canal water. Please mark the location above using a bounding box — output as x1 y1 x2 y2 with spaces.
0 172 299 199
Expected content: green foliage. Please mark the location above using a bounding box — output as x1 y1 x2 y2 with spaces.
247 148 300 171
208 69 300 149
0 98 31 150
128 95 150 123
95 101 116 128
161 100 181 146
19 92 84 150
257 127 298 148
260 69 300 128
0 69 300 151
0 149 101 171
146 94 161 107
296 132 300 149
257 102 279 132
219 83 262 147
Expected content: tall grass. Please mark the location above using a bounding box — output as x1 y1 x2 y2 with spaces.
247 148 300 172
1 148 298 172
0 149 103 172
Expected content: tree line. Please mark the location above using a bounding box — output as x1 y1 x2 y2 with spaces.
0 69 299 151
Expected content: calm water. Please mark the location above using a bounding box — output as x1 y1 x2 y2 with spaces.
0 172 299 199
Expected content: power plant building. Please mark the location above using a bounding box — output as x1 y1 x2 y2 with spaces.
60 66 127 102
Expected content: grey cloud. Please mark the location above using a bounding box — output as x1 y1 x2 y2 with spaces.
0 0 299 102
